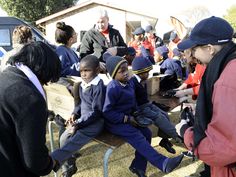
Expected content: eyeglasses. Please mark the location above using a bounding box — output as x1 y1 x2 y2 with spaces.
192 45 209 53
191 45 209 57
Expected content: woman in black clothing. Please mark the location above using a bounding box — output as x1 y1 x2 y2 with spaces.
0 41 61 177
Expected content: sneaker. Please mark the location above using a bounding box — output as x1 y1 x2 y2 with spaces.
182 151 195 158
72 152 81 158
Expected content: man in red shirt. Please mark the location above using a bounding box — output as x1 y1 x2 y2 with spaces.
128 27 153 57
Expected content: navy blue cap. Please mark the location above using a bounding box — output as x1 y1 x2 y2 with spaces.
173 48 181 57
132 56 153 74
178 16 234 50
132 27 145 35
156 45 169 56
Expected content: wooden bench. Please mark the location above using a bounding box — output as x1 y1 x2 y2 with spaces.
45 82 182 177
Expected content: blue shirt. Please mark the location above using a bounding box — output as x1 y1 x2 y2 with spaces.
56 45 80 77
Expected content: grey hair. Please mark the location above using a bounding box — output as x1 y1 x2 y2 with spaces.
97 8 109 18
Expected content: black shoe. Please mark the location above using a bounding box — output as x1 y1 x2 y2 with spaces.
134 116 153 127
62 165 77 177
52 160 60 172
72 152 82 158
129 166 147 177
159 139 176 154
162 154 184 173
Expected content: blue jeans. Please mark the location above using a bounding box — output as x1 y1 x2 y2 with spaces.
138 103 178 138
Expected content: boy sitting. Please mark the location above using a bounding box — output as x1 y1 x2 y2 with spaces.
51 55 106 177
103 56 183 177
129 56 182 154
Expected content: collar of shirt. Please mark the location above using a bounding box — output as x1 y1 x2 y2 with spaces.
15 63 46 100
81 75 100 90
134 74 142 83
118 81 127 87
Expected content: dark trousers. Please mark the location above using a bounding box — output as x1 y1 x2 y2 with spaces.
51 119 104 173
138 103 178 138
107 124 167 172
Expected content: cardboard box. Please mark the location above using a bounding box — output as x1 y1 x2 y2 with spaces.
44 83 74 120
146 76 160 95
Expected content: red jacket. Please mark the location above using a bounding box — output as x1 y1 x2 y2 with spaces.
184 60 236 177
184 64 206 96
128 40 153 56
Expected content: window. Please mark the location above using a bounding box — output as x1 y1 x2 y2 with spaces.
0 29 11 46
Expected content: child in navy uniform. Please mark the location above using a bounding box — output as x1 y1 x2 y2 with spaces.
51 55 106 177
129 56 182 154
103 56 183 177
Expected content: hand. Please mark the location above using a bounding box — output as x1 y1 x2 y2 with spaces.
67 124 78 136
66 114 76 126
175 119 188 137
129 116 139 127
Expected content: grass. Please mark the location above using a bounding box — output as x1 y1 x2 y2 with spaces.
44 106 204 177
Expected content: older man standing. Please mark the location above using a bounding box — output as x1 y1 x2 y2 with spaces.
79 9 127 63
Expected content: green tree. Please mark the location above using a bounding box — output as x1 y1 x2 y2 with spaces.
0 0 77 24
224 5 236 30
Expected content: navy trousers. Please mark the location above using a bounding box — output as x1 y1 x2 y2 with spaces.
51 119 104 172
106 124 167 172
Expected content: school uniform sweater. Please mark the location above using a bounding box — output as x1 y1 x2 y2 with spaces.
56 45 80 77
73 79 106 128
50 78 106 165
129 75 149 106
103 80 136 130
0 67 53 177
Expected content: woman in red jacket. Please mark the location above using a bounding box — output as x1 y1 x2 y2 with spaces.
176 16 236 177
